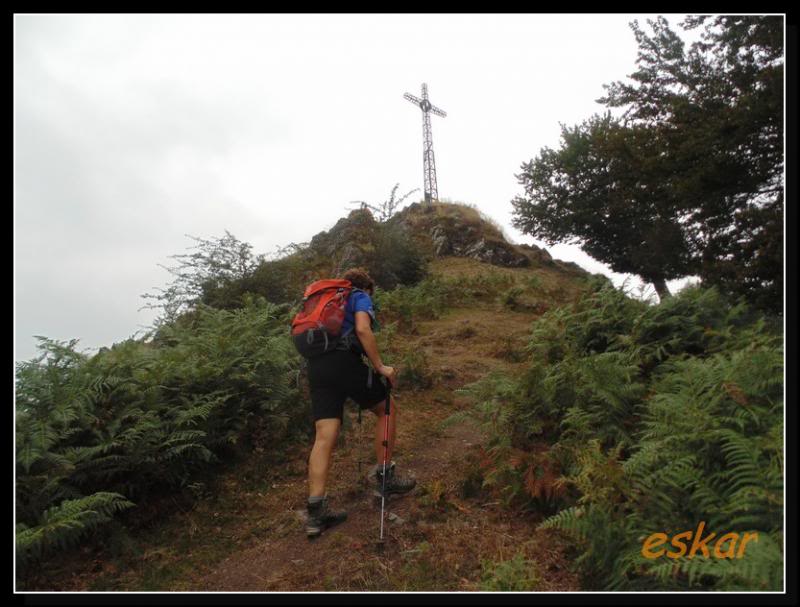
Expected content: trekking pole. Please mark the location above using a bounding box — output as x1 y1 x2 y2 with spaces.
377 380 392 550
357 406 364 478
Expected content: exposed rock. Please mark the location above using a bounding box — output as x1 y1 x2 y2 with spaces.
310 209 377 256
408 211 530 268
304 202 562 274
462 238 530 267
430 225 451 256
387 512 405 525
517 242 554 266
308 208 380 273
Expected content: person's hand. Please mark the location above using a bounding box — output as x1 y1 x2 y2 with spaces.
378 364 397 388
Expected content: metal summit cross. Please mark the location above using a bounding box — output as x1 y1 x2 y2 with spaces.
403 83 446 204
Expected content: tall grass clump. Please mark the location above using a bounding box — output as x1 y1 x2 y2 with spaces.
372 270 519 333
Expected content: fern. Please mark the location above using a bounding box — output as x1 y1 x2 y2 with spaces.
16 492 135 568
468 284 783 590
645 532 783 590
539 505 589 539
15 297 307 574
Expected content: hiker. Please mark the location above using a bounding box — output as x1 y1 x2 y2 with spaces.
301 267 416 538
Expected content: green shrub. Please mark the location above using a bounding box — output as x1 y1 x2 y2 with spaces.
15 296 305 576
499 285 525 310
479 553 540 591
527 274 543 291
400 349 433 391
373 276 459 332
371 221 428 289
458 271 516 299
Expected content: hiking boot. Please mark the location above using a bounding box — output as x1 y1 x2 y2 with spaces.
305 496 347 538
372 461 417 498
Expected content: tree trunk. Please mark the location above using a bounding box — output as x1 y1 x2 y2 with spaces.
652 278 672 302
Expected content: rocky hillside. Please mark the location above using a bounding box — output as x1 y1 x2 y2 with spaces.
301 201 588 285
227 201 591 311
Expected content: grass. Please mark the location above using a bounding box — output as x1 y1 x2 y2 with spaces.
428 257 583 304
479 553 541 591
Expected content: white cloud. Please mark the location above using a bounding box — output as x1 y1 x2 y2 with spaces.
15 13 701 363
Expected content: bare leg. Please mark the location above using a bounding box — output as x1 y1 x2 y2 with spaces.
371 395 397 464
308 418 341 498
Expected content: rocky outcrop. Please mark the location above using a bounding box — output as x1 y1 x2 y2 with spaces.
309 209 377 258
308 208 380 273
517 243 554 266
430 225 530 267
305 202 574 274
394 203 532 268
463 237 530 267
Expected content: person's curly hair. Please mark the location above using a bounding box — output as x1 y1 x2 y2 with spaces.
341 267 375 291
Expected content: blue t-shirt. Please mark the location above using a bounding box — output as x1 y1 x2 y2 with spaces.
341 290 375 337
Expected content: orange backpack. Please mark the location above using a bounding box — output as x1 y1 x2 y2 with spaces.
291 279 360 358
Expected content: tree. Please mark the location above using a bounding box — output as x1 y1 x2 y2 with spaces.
140 231 264 326
512 16 784 310
511 113 693 300
350 182 420 223
347 184 427 288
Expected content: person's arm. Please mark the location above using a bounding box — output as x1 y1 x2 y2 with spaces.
355 311 397 386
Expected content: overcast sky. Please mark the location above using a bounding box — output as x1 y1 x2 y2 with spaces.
14 13 704 364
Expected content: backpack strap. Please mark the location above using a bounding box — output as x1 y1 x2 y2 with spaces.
337 287 366 342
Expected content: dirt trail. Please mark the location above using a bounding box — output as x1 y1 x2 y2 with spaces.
181 305 579 591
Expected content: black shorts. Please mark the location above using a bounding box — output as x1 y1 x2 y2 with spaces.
307 350 388 421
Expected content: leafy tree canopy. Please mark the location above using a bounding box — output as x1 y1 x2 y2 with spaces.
512 15 783 311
